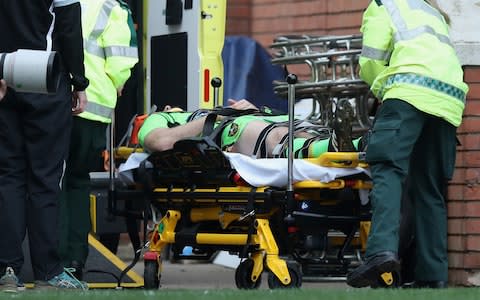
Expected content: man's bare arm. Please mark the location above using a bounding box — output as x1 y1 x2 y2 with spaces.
227 98 258 110
144 116 208 152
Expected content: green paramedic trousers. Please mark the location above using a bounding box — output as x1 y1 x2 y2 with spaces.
364 99 457 281
59 117 107 267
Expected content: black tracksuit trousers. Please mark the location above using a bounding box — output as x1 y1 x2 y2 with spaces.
0 73 72 281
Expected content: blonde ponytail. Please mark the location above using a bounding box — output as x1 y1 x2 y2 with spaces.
427 0 451 25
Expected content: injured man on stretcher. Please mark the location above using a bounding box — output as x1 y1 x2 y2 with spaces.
119 98 370 188
139 99 366 157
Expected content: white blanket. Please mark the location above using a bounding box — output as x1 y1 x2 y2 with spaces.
223 152 369 187
119 152 370 188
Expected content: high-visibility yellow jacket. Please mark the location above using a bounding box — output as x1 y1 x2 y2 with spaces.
79 0 138 123
360 0 469 127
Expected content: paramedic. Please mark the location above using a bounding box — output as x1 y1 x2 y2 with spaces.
58 0 138 280
100 0 142 255
139 98 363 157
0 0 89 291
346 0 468 289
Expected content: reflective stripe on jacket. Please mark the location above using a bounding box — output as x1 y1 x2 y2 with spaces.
360 0 468 127
80 0 138 123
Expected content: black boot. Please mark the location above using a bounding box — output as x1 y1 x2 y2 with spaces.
346 251 401 288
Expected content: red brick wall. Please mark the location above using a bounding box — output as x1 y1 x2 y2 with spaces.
449 66 480 286
226 0 369 48
226 0 252 36
226 0 369 81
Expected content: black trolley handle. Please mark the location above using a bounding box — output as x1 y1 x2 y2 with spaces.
211 77 222 108
286 74 297 192
285 74 298 220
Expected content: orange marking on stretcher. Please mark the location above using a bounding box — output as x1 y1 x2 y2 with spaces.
232 173 248 186
130 114 148 145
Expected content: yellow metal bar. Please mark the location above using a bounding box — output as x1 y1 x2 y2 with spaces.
189 207 277 229
265 255 290 285
115 146 144 160
306 152 368 168
89 194 97 233
149 210 181 253
190 207 241 229
359 221 371 251
157 210 180 243
250 252 265 282
294 179 345 189
352 180 373 189
253 220 279 255
153 186 269 193
190 206 222 222
254 219 291 285
88 234 144 286
87 282 143 289
26 282 144 290
219 186 267 193
196 233 248 245
294 179 372 190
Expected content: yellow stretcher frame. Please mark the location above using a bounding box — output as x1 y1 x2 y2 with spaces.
136 151 374 289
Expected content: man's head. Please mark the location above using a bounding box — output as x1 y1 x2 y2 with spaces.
163 105 184 112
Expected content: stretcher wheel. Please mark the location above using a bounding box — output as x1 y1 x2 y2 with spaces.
235 259 262 289
267 262 302 289
144 260 160 290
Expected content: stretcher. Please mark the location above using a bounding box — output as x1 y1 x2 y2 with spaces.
114 138 373 289
103 89 401 291
98 34 401 289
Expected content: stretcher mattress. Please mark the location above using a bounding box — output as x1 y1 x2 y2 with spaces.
118 152 370 188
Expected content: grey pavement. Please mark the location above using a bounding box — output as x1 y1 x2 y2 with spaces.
117 243 349 290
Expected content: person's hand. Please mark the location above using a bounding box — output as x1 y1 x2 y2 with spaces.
0 79 7 101
72 90 87 115
227 99 258 110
